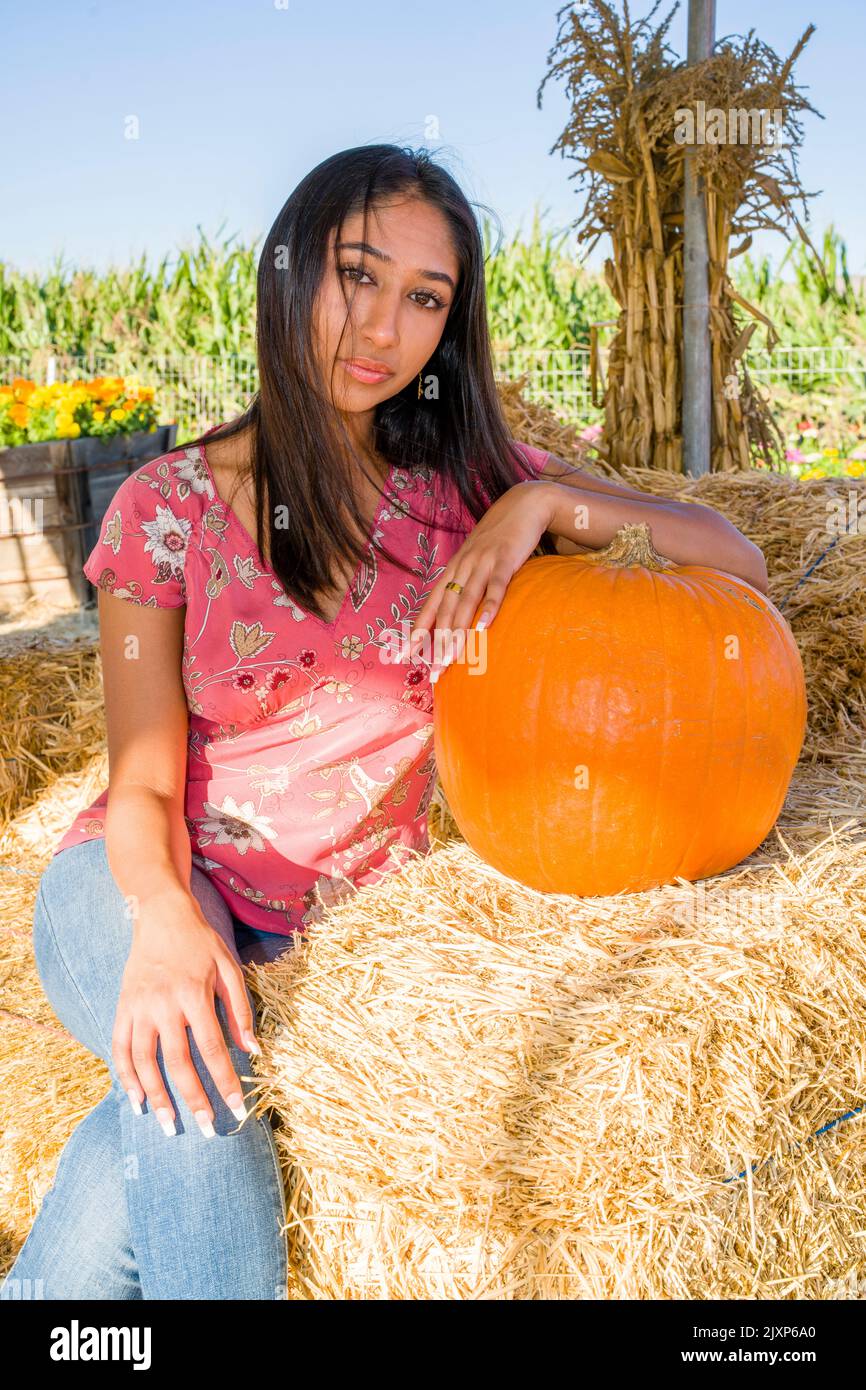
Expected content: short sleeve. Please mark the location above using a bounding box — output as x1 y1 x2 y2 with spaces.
82 465 192 608
511 440 551 481
471 440 552 509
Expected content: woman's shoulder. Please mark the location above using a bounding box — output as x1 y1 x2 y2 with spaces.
510 439 551 475
458 438 552 513
82 440 217 608
104 440 218 515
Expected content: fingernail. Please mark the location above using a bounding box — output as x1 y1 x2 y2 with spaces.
156 1107 176 1137
126 1089 142 1116
227 1092 248 1122
476 612 491 630
243 1031 261 1055
195 1110 216 1139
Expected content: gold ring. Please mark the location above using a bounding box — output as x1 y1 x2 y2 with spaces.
444 580 464 595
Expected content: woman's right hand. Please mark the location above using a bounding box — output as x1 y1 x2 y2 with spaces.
112 888 260 1138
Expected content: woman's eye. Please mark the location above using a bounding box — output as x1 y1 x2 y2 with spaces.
339 263 445 310
411 290 446 310
340 263 374 284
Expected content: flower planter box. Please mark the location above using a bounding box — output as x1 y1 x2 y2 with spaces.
0 423 177 611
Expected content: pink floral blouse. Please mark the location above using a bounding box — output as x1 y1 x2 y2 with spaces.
53 427 550 935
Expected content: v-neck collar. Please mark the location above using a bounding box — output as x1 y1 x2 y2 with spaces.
195 424 395 632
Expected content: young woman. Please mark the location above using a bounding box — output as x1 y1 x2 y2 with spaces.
1 144 767 1301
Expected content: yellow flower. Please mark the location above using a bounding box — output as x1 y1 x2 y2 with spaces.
844 461 866 477
93 408 106 422
110 408 126 422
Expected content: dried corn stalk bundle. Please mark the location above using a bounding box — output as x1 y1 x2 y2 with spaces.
539 1 821 473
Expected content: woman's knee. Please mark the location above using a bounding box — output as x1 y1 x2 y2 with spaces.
34 839 254 1051
31 842 126 1057
35 841 238 977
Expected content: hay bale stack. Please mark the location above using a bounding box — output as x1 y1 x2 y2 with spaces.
0 842 108 1278
0 610 103 827
2 750 864 1296
0 742 110 1277
247 754 866 1299
496 376 604 473
0 401 864 1295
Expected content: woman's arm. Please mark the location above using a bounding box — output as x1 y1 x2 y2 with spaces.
535 451 679 509
98 591 194 907
95 589 258 1133
529 455 768 594
409 454 769 679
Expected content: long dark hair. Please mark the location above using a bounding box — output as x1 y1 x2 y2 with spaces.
181 143 557 623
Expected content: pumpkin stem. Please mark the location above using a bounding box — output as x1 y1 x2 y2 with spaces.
581 521 675 572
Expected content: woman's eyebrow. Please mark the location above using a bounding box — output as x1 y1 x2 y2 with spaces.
335 240 455 290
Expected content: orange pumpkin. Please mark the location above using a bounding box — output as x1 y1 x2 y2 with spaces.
433 522 807 896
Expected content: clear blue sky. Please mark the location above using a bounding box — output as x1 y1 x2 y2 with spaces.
2 0 863 279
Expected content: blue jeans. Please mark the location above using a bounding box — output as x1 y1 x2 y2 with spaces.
0 836 297 1300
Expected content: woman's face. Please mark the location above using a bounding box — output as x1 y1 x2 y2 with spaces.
313 195 460 416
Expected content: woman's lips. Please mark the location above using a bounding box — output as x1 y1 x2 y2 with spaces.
342 359 395 384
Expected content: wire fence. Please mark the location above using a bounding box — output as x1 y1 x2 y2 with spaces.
744 345 866 390
3 346 865 438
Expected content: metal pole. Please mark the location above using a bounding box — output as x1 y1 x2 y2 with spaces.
682 0 716 477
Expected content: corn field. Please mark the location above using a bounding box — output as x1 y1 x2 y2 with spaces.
2 215 864 364
1 203 864 452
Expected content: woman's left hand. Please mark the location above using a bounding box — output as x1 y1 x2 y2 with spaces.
407 481 553 682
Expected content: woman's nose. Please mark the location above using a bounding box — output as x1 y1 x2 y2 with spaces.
359 295 400 347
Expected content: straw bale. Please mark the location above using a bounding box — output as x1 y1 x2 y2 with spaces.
240 750 866 1299
2 749 864 1295
0 839 108 1277
0 605 103 827
1 407 864 1296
